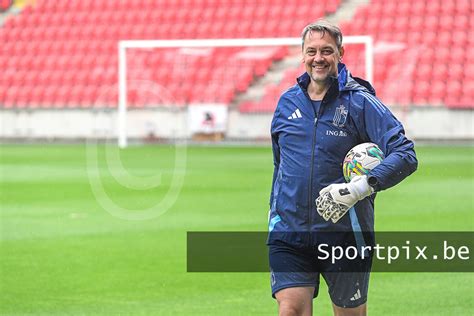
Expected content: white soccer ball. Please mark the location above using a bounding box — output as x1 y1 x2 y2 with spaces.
342 142 385 182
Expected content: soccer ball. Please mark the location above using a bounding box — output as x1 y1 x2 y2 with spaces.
342 143 385 182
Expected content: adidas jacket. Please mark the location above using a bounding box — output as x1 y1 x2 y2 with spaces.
268 64 417 246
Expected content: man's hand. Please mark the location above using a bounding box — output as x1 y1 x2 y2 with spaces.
315 176 374 223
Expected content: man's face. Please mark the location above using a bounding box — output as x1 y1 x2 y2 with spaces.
302 31 343 86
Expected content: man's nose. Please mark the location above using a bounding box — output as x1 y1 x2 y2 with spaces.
314 51 324 62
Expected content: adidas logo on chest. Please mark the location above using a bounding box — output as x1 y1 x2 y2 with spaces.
288 108 302 120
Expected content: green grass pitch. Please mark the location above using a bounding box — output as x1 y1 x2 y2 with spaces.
1 144 473 315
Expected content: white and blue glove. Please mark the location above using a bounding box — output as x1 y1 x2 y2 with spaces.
316 175 374 223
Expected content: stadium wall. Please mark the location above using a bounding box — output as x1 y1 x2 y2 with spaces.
0 108 473 142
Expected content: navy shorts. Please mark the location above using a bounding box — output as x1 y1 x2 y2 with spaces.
269 240 371 308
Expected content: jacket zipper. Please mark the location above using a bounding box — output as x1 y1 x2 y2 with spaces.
308 115 318 241
308 96 329 245
301 77 336 245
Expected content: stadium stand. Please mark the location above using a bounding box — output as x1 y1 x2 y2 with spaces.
243 0 473 112
0 0 472 112
0 0 340 109
339 0 472 108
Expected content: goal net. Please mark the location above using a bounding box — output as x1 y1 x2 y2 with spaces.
117 36 373 148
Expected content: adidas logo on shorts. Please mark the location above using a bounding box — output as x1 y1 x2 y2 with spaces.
349 289 361 301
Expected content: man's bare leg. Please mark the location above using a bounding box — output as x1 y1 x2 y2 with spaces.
275 287 314 316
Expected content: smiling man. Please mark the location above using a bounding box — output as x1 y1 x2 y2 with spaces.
268 20 418 315
303 27 343 100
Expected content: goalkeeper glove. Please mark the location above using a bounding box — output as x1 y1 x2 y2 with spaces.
315 175 374 223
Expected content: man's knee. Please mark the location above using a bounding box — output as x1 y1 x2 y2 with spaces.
278 300 305 316
275 287 314 316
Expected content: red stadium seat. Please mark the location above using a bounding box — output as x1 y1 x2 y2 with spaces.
455 0 472 14
427 81 446 105
447 64 464 81
3 88 17 109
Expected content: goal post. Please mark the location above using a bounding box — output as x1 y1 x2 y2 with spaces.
117 36 373 148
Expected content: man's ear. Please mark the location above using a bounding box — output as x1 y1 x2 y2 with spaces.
339 46 345 61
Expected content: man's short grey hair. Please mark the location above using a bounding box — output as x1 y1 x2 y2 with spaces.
301 20 343 50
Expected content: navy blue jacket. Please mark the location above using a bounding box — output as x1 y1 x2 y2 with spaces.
268 64 417 246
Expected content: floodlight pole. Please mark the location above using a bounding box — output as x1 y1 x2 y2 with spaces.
117 36 373 148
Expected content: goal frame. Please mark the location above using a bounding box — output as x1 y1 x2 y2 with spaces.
117 36 373 148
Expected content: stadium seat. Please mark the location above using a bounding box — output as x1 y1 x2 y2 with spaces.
427 82 446 105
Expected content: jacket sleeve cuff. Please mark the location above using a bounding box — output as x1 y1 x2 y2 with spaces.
367 175 380 192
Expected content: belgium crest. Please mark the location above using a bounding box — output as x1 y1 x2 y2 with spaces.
332 104 348 127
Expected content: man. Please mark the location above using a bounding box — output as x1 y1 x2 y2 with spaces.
268 20 417 316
